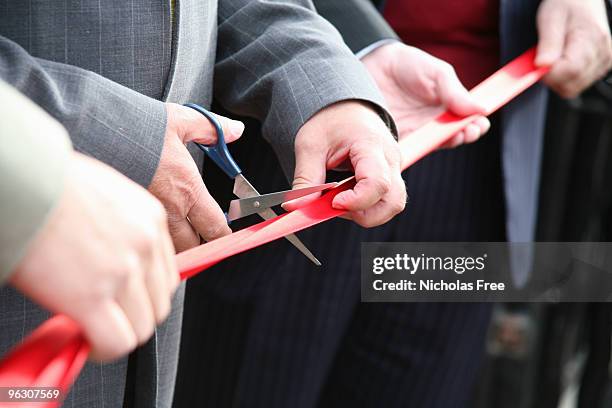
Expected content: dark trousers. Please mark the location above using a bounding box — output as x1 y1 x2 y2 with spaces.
174 119 505 408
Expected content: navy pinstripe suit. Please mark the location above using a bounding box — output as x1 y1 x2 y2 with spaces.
174 123 503 408
174 1 547 407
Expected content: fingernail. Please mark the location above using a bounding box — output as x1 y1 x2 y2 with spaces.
332 195 346 210
229 120 245 137
281 200 295 211
535 52 555 67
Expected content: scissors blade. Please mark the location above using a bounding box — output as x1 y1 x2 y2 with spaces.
227 182 338 222
232 174 322 266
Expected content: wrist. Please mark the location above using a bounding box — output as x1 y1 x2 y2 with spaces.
296 100 391 147
361 42 400 74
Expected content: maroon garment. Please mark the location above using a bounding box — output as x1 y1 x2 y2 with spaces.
383 0 500 88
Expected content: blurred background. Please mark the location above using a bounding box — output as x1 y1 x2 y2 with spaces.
472 74 612 408
201 74 612 408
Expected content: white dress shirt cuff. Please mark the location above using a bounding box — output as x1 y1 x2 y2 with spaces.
356 39 400 59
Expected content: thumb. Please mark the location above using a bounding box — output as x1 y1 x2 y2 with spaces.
535 4 567 67
436 67 487 117
167 103 245 144
281 144 327 212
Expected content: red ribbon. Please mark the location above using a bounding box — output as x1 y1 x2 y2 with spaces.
0 48 548 408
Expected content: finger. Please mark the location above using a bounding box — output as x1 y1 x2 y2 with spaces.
439 131 464 149
436 67 487 116
439 115 490 149
168 103 245 144
349 171 407 227
160 219 180 292
535 3 568 66
282 143 328 212
187 184 232 242
115 257 157 345
545 32 597 97
332 143 391 212
474 116 491 136
144 238 172 324
168 216 200 253
461 117 491 144
83 300 137 362
464 123 483 144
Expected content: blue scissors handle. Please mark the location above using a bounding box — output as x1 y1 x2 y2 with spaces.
184 103 242 179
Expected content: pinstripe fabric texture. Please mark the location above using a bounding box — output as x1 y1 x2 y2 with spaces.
499 0 549 285
313 0 398 53
0 1 392 406
176 120 504 408
176 0 550 406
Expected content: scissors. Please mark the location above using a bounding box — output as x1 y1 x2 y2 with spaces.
185 103 336 266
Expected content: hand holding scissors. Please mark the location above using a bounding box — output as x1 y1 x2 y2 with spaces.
185 103 336 265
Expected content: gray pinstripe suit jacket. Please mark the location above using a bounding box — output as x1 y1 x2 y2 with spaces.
0 1 389 406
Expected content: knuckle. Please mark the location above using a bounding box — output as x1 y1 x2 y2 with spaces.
136 323 155 345
156 298 172 324
107 348 129 361
133 227 158 256
391 198 406 214
564 64 581 80
358 216 379 229
439 62 456 76
167 218 185 237
295 131 321 151
130 312 156 346
353 215 372 228
85 285 112 306
112 337 137 357
186 176 207 209
385 147 402 166
188 182 209 212
558 84 578 99
165 174 205 216
96 345 130 362
121 253 144 282
375 175 392 196
201 221 231 241
292 175 316 188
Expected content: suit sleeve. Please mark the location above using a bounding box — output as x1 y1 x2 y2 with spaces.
213 0 397 176
314 0 399 54
0 82 72 283
0 36 167 188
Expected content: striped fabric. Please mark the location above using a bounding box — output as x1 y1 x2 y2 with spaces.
499 0 549 285
175 120 505 408
175 0 550 405
0 1 393 406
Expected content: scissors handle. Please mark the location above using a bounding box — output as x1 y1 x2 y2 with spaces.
184 103 242 179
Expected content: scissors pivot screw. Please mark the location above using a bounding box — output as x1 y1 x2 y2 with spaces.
184 102 325 266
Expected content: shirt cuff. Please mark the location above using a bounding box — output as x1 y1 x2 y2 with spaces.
356 39 400 60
